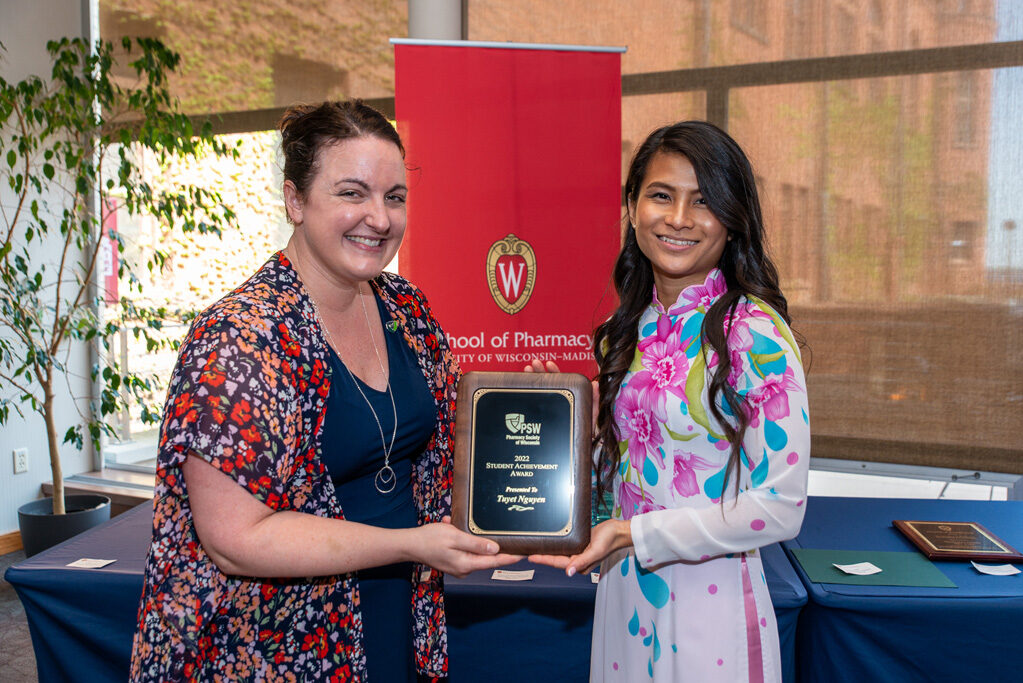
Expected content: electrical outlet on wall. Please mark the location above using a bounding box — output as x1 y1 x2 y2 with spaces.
13 448 28 474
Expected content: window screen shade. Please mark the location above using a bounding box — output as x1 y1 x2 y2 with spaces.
97 0 1023 473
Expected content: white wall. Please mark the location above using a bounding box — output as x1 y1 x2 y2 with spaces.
0 0 93 534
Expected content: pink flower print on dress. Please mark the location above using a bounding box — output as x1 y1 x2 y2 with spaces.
615 381 666 469
639 498 666 515
707 347 747 392
635 315 690 400
671 449 715 498
618 480 651 521
725 316 754 353
745 368 801 427
705 316 753 388
667 268 727 317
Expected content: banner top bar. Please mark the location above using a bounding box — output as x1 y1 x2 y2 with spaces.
390 38 627 53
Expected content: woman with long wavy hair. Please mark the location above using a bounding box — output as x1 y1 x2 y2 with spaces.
530 121 810 681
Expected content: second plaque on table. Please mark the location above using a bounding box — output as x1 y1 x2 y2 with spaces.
452 371 592 556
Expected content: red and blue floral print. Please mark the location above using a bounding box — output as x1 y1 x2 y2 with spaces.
130 253 458 682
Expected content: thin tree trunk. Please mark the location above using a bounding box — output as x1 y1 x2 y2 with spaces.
43 392 65 515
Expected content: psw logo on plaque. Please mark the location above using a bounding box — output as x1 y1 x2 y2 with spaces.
487 234 535 315
505 413 541 435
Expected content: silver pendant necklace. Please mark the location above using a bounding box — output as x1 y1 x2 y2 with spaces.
288 250 398 494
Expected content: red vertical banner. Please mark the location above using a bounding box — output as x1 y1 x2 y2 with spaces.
100 198 119 305
394 41 623 377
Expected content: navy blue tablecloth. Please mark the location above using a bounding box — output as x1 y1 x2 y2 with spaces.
6 501 805 682
783 497 1023 683
5 501 151 682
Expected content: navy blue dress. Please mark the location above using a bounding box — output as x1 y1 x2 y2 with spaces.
319 293 437 682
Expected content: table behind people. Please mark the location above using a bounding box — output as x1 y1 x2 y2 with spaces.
6 501 808 683
784 496 1023 683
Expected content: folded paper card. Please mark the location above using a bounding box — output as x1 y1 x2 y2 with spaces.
491 569 535 581
970 562 1020 576
833 561 882 575
65 558 116 569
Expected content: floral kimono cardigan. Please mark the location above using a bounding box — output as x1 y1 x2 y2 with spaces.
130 253 459 682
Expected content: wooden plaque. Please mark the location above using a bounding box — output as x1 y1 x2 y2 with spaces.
452 371 592 555
893 519 1023 562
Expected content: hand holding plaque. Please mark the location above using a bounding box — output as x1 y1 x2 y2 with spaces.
452 371 592 555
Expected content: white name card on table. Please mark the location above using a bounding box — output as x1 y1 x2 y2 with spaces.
971 561 1020 576
66 558 116 569
492 569 534 581
833 562 883 576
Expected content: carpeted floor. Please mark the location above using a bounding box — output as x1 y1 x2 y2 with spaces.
0 550 37 683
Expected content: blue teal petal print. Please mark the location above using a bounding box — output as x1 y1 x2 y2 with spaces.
682 316 703 354
764 420 787 451
628 608 640 636
704 464 728 500
751 449 769 487
750 330 781 353
621 555 630 577
720 398 735 417
642 621 662 675
635 555 670 608
750 331 785 372
641 321 657 337
802 407 809 424
643 456 659 485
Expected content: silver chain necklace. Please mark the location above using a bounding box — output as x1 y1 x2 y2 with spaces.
289 250 398 494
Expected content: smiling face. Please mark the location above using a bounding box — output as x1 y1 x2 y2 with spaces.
284 135 407 290
628 151 729 308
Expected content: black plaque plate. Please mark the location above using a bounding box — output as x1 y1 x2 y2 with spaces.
452 371 591 555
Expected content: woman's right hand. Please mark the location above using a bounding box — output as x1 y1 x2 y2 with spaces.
407 517 522 578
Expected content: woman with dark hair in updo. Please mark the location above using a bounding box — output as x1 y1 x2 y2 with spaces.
130 100 519 682
530 121 810 681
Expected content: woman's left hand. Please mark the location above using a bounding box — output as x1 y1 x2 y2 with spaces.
528 518 632 577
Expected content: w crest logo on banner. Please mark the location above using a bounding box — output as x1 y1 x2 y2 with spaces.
487 234 536 315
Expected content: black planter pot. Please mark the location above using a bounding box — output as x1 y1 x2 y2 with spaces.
17 494 112 557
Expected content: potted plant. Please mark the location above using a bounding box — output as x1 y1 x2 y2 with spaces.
0 37 236 554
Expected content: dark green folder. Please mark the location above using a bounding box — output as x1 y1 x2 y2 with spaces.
790 548 957 588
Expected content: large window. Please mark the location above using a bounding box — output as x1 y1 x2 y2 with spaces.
99 0 1023 476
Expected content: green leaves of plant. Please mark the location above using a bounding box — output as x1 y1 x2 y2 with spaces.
0 36 238 467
